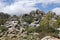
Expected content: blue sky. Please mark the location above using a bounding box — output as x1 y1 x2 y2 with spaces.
36 3 60 12
0 0 60 15
3 0 14 4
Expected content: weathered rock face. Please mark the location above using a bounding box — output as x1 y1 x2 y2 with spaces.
29 21 40 27
41 36 60 40
30 9 44 21
30 9 44 16
21 9 45 26
4 21 18 28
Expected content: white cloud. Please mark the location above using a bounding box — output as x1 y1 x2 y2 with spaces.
52 7 60 15
0 0 38 15
0 0 60 15
0 1 6 10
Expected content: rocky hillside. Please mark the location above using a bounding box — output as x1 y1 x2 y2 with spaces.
0 9 60 40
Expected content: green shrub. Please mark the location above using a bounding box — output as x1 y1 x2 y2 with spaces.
0 26 8 32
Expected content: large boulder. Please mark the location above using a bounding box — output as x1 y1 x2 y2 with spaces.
41 36 60 40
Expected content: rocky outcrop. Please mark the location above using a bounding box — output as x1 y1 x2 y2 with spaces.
41 36 60 40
